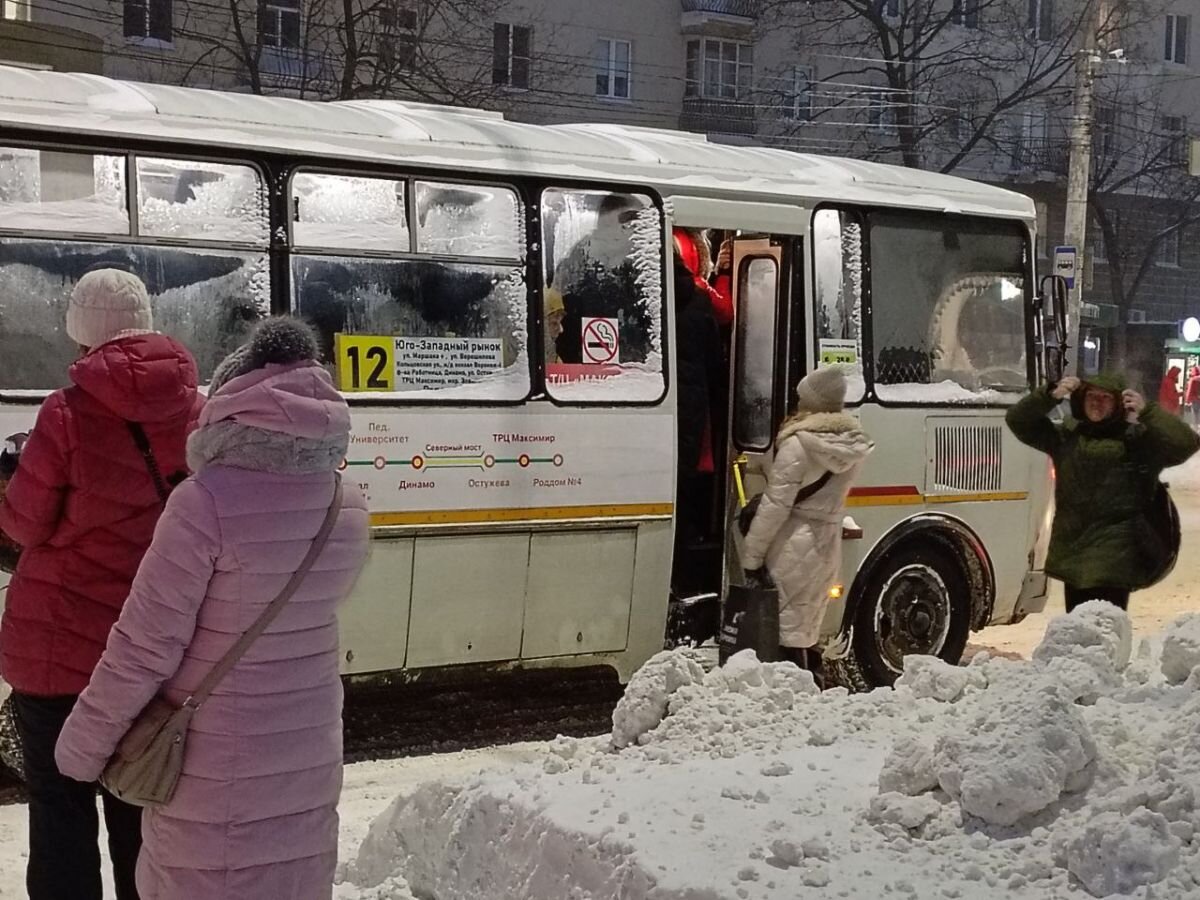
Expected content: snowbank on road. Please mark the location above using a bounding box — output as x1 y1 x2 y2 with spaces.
341 604 1200 899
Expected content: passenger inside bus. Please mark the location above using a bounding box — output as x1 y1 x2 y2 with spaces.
670 227 736 599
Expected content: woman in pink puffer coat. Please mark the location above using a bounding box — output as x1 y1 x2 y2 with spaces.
54 318 370 900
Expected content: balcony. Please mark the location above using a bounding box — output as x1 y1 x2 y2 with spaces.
1009 140 1069 178
681 0 758 33
680 97 756 137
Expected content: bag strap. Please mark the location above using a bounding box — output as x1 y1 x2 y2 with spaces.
127 422 171 505
184 476 344 710
793 470 834 506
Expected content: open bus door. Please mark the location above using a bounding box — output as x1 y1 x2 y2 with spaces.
725 235 798 587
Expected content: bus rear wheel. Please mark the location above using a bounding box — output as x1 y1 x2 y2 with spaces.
834 545 971 689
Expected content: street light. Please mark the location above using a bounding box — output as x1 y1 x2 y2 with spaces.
1182 317 1200 343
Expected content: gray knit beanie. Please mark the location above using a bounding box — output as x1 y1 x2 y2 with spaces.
795 366 847 413
209 317 321 394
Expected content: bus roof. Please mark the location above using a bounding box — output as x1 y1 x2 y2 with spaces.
0 66 1036 222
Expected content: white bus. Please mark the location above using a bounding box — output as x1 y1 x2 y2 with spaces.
0 68 1057 692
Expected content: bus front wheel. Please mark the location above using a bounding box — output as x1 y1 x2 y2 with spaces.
833 545 972 690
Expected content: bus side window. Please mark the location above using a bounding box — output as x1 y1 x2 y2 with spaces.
811 208 866 402
0 148 268 390
290 171 529 402
733 256 779 450
540 188 665 404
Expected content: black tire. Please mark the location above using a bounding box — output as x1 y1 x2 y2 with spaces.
0 696 23 782
834 545 972 689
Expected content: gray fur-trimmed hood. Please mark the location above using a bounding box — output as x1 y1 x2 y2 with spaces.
187 420 348 475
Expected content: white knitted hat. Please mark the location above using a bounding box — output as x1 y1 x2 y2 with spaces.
795 365 847 413
67 269 153 349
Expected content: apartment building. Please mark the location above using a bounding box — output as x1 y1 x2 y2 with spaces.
1 0 1199 379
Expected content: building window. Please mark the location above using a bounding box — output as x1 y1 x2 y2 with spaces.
1028 0 1054 41
595 38 631 100
1 0 31 22
1163 115 1188 165
1094 104 1121 158
877 0 904 18
868 90 898 133
951 0 980 28
379 3 418 71
1160 228 1182 267
492 23 532 90
1167 15 1191 64
787 65 813 121
259 0 301 50
685 38 753 101
124 0 173 42
1010 109 1049 169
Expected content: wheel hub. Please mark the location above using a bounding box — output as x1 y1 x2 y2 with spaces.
874 563 953 674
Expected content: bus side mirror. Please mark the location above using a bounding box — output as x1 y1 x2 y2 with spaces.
1037 275 1070 385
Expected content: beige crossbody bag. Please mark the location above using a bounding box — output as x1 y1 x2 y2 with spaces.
99 476 344 808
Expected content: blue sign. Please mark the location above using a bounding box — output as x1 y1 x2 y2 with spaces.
1054 245 1078 290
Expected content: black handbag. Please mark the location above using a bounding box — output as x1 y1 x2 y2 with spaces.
718 580 781 665
1136 480 1181 590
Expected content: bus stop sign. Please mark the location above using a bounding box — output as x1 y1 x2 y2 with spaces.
1054 246 1078 290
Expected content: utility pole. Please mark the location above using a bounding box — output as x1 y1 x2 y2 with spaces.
1061 0 1104 377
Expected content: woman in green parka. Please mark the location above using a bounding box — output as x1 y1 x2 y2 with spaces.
1007 373 1200 612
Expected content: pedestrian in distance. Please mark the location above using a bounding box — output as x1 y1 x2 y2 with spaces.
1185 366 1200 426
0 268 202 900
1006 373 1199 612
741 366 874 688
54 318 370 900
1159 365 1183 417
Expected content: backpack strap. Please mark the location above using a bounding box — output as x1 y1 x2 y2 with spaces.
127 422 172 505
793 470 834 505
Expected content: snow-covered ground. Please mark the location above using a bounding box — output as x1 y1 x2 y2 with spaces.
331 605 1200 900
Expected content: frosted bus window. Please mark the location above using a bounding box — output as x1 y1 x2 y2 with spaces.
292 173 408 252
416 181 521 259
0 238 267 389
0 147 128 235
542 189 665 403
292 255 529 401
870 211 1029 405
812 208 866 402
137 158 267 244
734 257 778 450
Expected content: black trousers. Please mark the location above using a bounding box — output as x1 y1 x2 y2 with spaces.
1063 585 1130 614
11 692 142 900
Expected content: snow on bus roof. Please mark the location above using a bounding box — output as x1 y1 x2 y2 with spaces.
0 66 1035 221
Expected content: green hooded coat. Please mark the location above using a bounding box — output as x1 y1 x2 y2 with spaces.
1006 373 1200 590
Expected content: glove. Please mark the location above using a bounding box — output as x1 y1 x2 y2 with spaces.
744 567 771 588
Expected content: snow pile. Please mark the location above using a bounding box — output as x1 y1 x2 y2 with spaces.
341 604 1200 900
1162 613 1200 684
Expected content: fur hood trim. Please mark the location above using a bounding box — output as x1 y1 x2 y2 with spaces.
777 411 862 441
187 419 348 475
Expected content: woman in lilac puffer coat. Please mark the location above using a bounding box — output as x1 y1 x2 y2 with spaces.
55 318 370 900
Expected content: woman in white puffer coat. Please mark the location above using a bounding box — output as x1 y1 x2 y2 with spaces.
741 366 873 686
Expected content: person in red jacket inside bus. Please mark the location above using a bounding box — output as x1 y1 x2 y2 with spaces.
0 268 203 900
673 228 733 327
1159 365 1184 416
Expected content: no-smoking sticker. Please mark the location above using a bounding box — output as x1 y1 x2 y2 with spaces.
581 317 620 365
